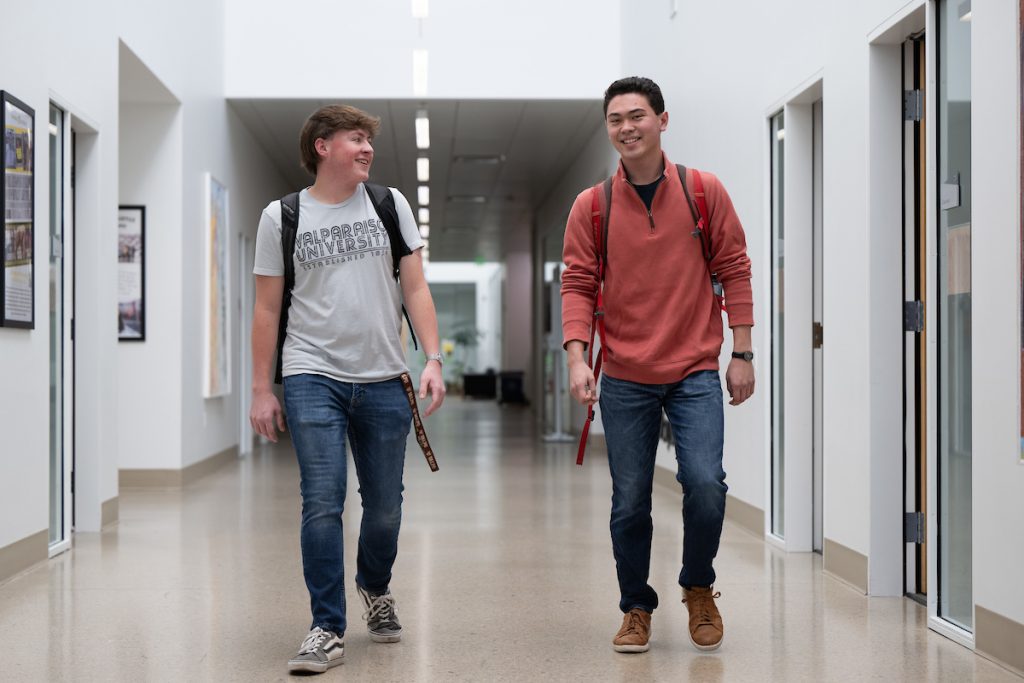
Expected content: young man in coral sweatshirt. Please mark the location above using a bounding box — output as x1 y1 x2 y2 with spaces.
561 77 754 654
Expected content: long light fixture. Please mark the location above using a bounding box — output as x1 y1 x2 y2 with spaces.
420 225 430 238
418 185 430 206
415 110 430 150
413 50 428 97
417 157 430 182
412 0 428 19
418 208 430 224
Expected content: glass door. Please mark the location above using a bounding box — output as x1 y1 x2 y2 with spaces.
770 110 786 539
48 103 71 552
936 0 972 632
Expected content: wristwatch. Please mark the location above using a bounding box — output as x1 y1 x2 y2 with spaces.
731 350 754 362
425 352 444 366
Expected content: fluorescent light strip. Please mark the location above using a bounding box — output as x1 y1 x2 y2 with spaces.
418 208 430 224
417 157 430 182
418 185 430 206
413 49 428 97
420 225 430 238
412 0 428 19
415 111 430 150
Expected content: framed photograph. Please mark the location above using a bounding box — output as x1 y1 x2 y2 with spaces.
1 91 35 329
118 205 145 340
203 173 231 398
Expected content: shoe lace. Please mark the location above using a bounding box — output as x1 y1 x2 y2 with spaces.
621 610 645 636
684 590 722 627
298 627 330 654
363 592 397 623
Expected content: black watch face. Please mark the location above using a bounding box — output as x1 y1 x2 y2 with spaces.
734 351 753 361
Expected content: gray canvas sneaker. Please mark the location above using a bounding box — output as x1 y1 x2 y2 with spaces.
356 584 403 643
287 626 345 674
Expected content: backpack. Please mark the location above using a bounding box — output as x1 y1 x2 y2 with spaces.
274 182 418 384
576 164 721 465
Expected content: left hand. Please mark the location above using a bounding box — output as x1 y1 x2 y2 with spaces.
419 360 446 417
725 358 755 406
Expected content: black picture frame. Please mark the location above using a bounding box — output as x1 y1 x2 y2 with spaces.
117 205 146 341
1 91 35 329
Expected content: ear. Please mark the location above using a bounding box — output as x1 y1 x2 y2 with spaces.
659 111 669 132
315 137 330 159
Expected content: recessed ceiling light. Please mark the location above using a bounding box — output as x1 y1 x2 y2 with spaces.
415 111 429 150
418 185 430 206
420 225 430 238
412 0 428 19
418 208 430 224
417 157 430 182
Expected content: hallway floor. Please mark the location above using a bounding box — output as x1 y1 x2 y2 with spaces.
0 401 1018 682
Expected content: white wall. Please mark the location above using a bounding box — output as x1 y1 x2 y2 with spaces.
118 102 184 471
225 0 620 100
424 261 504 373
971 0 1024 627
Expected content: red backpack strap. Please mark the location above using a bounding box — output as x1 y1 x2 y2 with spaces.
577 181 611 465
678 165 726 311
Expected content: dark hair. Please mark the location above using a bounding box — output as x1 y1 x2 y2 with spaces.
603 77 665 116
299 104 381 176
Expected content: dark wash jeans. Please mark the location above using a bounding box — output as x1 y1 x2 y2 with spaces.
283 373 412 635
599 370 728 614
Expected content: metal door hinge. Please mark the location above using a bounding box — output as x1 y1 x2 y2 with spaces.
904 301 924 333
903 90 923 121
904 511 925 544
812 322 823 349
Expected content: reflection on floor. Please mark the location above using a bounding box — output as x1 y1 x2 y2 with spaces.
0 400 1018 681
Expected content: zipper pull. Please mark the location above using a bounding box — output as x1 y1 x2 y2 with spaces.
647 210 655 233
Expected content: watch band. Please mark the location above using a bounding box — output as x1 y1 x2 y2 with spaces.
425 352 443 365
731 351 754 361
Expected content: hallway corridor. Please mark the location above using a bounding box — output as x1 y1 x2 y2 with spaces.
0 401 1017 682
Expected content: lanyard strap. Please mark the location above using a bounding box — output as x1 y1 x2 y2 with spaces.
399 372 439 472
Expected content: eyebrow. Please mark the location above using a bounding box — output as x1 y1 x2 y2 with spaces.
608 108 647 118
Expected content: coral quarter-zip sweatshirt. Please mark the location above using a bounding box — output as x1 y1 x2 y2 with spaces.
561 157 753 385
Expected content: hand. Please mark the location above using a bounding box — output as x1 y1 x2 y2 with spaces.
419 360 446 417
725 358 755 406
568 359 598 406
250 388 286 442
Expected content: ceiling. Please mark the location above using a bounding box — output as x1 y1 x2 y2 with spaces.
229 98 603 262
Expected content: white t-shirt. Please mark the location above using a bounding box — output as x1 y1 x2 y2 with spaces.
253 185 424 383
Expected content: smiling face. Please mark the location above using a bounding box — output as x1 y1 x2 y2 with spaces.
315 128 374 183
604 93 668 167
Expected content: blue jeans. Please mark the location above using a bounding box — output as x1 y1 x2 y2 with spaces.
283 373 412 635
599 370 727 614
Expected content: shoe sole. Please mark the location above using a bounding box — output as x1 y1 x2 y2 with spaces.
287 654 345 674
613 643 650 653
689 633 723 652
369 632 402 643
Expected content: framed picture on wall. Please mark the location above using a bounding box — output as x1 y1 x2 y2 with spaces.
1 91 35 329
118 205 146 340
203 172 231 398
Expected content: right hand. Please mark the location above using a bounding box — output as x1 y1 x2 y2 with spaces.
568 358 598 406
250 388 286 443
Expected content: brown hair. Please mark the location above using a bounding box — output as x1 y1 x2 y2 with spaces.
298 104 381 176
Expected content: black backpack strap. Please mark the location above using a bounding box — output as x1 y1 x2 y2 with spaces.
363 182 419 350
676 164 712 263
275 191 301 384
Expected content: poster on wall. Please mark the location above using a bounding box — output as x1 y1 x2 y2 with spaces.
118 205 145 340
1 91 34 329
203 173 231 398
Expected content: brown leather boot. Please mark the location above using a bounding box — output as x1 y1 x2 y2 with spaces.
612 607 652 653
682 586 724 651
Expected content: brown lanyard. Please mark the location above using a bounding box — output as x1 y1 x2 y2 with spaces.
399 373 439 472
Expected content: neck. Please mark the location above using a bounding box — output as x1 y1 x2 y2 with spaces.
622 154 665 185
308 172 361 204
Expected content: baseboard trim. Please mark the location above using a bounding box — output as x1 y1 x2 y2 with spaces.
119 445 239 489
823 538 868 593
975 604 1024 677
0 529 47 585
723 494 764 538
101 496 119 528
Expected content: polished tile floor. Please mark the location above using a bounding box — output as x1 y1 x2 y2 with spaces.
0 401 1018 682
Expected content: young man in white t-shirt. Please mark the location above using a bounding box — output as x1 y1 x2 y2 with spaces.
249 105 445 675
